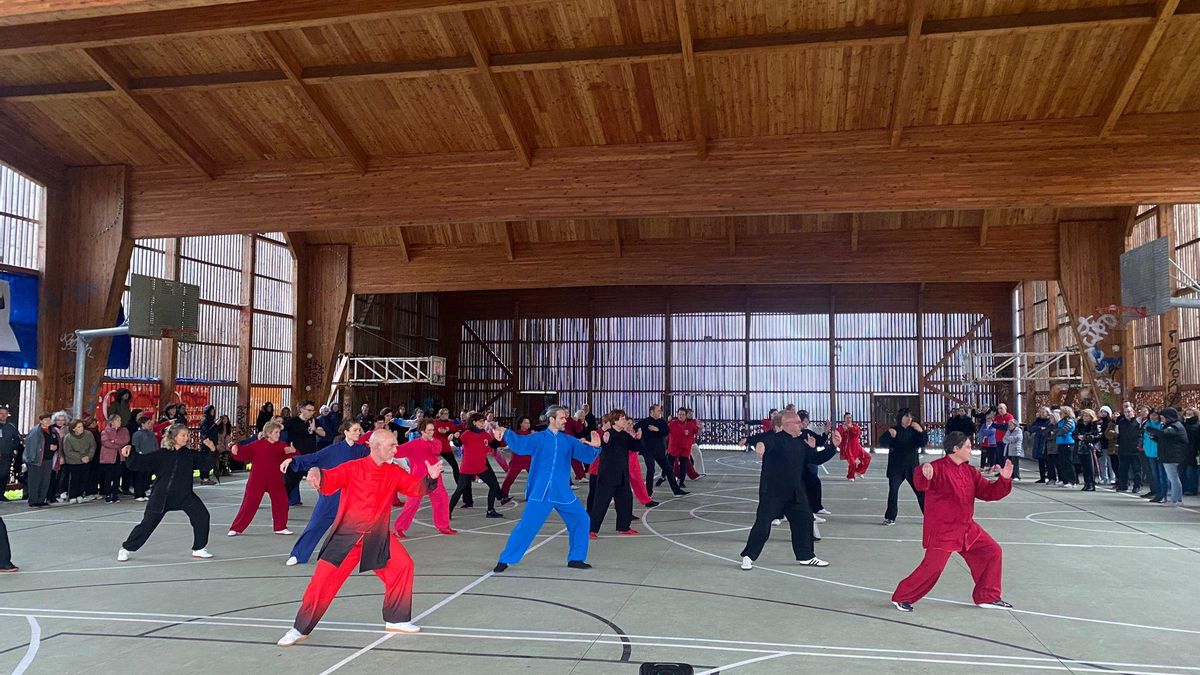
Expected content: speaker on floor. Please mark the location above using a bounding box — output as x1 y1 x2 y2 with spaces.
639 663 693 675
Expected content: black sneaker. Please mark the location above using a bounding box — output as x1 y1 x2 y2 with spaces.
892 601 913 612
977 599 1014 610
499 496 513 506
1034 479 1046 484
674 490 690 496
567 560 592 570
485 510 504 518
492 563 508 573
645 500 660 508
655 477 665 487
882 519 896 526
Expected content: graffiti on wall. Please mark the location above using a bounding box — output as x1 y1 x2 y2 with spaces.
1074 307 1125 402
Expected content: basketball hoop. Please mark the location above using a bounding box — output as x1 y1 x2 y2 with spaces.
161 327 199 341
1096 304 1148 325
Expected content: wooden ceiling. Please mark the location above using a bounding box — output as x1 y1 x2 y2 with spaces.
0 0 1197 253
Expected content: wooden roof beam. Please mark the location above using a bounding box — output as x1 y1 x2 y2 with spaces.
449 12 532 168
889 0 927 149
612 221 623 258
80 47 218 178
1098 0 1181 136
851 213 861 252
500 222 515 261
260 31 367 173
674 0 707 159
396 226 410 263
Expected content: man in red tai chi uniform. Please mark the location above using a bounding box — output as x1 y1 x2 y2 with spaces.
891 430 1015 613
277 430 442 647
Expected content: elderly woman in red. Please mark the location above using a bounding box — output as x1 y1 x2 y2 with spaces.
836 413 870 480
227 421 295 536
891 430 1014 613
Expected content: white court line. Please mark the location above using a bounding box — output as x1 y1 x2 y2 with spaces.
16 552 283 575
315 526 567 674
640 486 1200 637
695 652 789 674
11 616 40 675
6 606 1200 674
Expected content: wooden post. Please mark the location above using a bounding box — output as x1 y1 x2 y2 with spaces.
510 300 520 419
38 166 133 415
157 236 179 412
235 234 255 431
743 287 751 425
295 245 352 407
1159 204 1181 407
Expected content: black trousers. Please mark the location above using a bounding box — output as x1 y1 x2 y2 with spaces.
589 477 633 532
741 496 815 561
102 462 123 498
1038 454 1058 482
0 517 11 567
449 464 499 512
1079 451 1096 489
122 494 210 552
884 470 925 522
441 451 470 505
644 447 682 496
87 459 103 496
134 468 153 498
26 461 52 506
1057 450 1077 485
1117 454 1141 490
64 463 90 499
803 466 823 512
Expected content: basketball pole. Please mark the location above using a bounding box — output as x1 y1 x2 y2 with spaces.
72 325 129 420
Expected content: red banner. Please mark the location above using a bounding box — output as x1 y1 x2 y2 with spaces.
95 382 211 429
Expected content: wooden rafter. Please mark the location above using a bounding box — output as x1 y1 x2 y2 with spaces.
1098 0 1181 136
500 222 515 261
8 5 1199 101
396 226 409 263
889 0 927 148
674 0 707 158
850 213 861 252
449 12 532 168
612 221 623 258
80 47 218 178
260 31 367 173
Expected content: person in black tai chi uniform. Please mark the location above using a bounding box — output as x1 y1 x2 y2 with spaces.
740 410 840 570
589 409 642 537
117 424 212 562
880 408 928 526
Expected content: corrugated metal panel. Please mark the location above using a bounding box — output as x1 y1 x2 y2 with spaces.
106 337 161 379
0 165 43 221
196 303 239 346
182 235 242 261
255 238 294 281
751 313 828 339
128 245 166 280
672 313 744 340
181 258 240 305
1137 345 1162 386
178 343 238 381
254 276 294 313
252 348 292 385
208 385 238 419
253 313 293 351
0 216 38 270
836 313 916 337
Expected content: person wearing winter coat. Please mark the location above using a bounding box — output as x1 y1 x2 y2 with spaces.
1000 419 1023 481
1054 407 1078 487
61 419 97 504
1115 403 1144 493
1027 408 1054 484
1076 410 1102 492
99 414 130 503
1146 407 1188 505
1181 407 1200 496
22 413 57 508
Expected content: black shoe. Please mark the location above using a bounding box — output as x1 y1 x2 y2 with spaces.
1150 497 1164 503
655 478 665 487
493 563 508 573
1034 479 1046 484
567 560 592 570
673 490 690 496
499 496 513 506
0 565 19 573
486 510 504 518
892 601 914 613
645 500 659 508
977 599 1014 610
1141 492 1156 499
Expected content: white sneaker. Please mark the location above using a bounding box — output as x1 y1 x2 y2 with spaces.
227 530 239 537
384 621 421 634
74 497 83 504
813 515 827 524
116 548 129 562
817 508 831 516
277 628 307 647
848 478 855 482
191 548 213 559
285 556 299 566
274 529 294 535
135 497 147 502
797 556 830 567
740 556 753 570
771 519 782 526
59 492 68 501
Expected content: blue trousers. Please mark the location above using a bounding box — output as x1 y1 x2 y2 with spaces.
290 493 340 564
498 497 590 566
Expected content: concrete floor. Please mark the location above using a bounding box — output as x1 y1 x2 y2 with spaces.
0 450 1197 674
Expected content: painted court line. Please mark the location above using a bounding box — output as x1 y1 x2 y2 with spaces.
11 616 39 675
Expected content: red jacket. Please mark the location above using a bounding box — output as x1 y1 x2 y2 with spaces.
837 423 862 458
992 413 1015 444
667 419 698 457
398 438 442 476
912 456 1011 552
459 427 495 475
433 420 459 453
317 456 432 571
233 438 294 480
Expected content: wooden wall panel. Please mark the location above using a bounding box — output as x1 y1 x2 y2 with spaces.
350 224 1056 293
1057 217 1125 409
39 165 134 414
126 113 1200 237
294 244 352 404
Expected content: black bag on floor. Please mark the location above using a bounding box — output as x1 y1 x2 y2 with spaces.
640 664 693 675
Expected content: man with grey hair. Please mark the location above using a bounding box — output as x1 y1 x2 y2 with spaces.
491 405 601 573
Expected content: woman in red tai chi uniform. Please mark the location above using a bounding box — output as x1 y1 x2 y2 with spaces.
228 421 295 536
891 430 1015 613
836 413 871 480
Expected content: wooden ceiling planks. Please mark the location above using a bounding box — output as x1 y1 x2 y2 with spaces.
688 0 908 37
0 95 180 166
474 0 678 53
100 32 278 79
276 14 464 65
1125 16 1200 113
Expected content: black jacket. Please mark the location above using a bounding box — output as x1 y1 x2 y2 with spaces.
881 425 928 476
945 415 977 438
596 429 636 486
137 448 206 514
757 431 837 505
1115 415 1143 455
635 417 670 453
1184 418 1200 466
0 422 21 457
1148 410 1190 465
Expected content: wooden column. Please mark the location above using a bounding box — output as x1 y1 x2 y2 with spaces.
294 244 352 406
828 287 837 421
915 283 925 419
1159 204 1181 407
1020 281 1038 419
38 165 133 415
1057 217 1126 409
440 306 462 413
157 236 180 412
743 288 750 424
235 234 255 430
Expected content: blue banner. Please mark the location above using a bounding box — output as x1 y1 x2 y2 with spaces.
0 269 132 370
0 269 38 369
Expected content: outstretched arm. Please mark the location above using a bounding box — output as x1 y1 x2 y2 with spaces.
503 429 535 456
569 433 601 464
974 461 1013 501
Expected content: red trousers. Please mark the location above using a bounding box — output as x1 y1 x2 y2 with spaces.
571 459 586 480
672 455 700 481
393 481 451 533
293 535 415 634
230 472 289 532
845 450 872 479
892 530 1003 605
629 453 652 505
500 454 532 496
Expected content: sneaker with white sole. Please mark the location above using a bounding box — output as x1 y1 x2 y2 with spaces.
771 519 782 526
116 548 130 562
191 548 213 559
227 530 239 537
285 556 299 566
892 601 914 612
384 621 421 634
817 508 831 516
977 599 1013 610
740 556 753 570
882 519 896 526
277 628 307 647
275 529 294 535
813 515 826 524
797 556 830 567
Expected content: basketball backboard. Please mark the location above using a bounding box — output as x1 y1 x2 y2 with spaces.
128 273 200 341
1121 236 1173 317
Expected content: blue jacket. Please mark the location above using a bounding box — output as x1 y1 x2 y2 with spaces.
289 440 369 473
504 428 599 504
1143 419 1162 458
1055 418 1076 446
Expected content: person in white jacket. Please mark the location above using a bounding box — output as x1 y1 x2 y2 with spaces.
1001 419 1024 482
